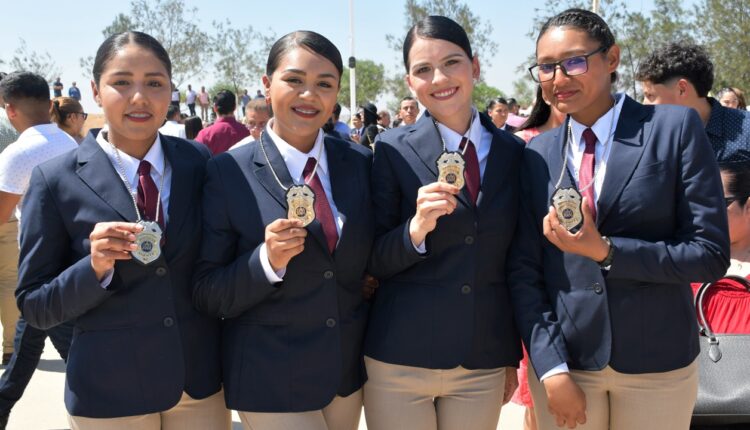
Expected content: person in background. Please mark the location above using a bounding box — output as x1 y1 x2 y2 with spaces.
170 83 180 109
159 104 187 139
50 96 87 144
0 73 20 152
377 110 391 129
350 111 363 142
239 89 251 116
506 97 526 128
637 41 750 162
359 102 380 150
398 96 419 125
67 82 81 101
717 87 747 111
52 77 63 98
332 103 352 141
198 86 210 123
486 97 515 132
195 89 249 155
183 116 203 140
229 99 271 150
514 86 565 144
185 84 197 116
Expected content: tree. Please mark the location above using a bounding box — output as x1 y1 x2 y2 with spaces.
80 13 136 77
339 59 387 107
9 39 61 82
512 77 536 108
472 82 504 109
212 20 275 100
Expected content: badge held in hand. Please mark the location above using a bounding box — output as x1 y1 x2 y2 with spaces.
132 221 162 265
436 151 465 190
551 187 583 233
286 184 316 227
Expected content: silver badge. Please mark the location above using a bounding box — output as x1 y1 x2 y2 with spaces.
286 184 316 227
436 151 466 190
551 187 583 233
132 221 162 265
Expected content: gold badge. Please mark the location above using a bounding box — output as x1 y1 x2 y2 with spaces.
132 221 162 265
286 184 316 227
551 187 583 233
436 151 465 190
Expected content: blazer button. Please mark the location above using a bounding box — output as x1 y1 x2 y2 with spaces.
163 317 175 327
155 267 167 277
461 284 472 294
323 270 334 280
326 318 337 328
464 235 474 245
593 283 604 294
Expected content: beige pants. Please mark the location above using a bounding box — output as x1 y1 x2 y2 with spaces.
239 389 362 430
363 356 506 430
69 389 231 430
0 220 20 355
528 359 698 430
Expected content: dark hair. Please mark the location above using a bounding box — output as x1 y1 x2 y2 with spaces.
166 104 180 120
0 71 50 104
486 97 508 113
93 31 172 85
266 31 343 80
635 41 713 98
400 96 416 105
537 8 617 83
717 87 747 110
507 98 518 108
518 86 552 132
720 161 750 207
332 102 342 118
50 96 83 127
403 15 473 71
213 90 236 115
360 102 378 127
184 116 203 140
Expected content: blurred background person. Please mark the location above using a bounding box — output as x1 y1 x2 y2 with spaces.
198 86 210 122
398 96 419 125
159 104 187 138
515 86 565 144
359 102 380 149
506 97 526 128
196 89 249 154
486 97 515 132
171 82 180 109
332 102 352 141
67 82 81 101
184 116 203 140
229 99 271 150
186 84 197 116
50 97 86 144
717 87 747 111
377 109 391 129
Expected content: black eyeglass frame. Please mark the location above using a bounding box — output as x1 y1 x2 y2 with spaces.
528 46 610 83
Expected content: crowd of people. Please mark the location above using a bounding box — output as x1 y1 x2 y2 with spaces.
0 7 748 430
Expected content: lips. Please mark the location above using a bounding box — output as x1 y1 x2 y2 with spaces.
292 105 320 118
431 87 458 100
554 89 578 101
125 112 153 123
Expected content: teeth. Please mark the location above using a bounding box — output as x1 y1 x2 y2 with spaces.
433 88 456 98
294 107 317 115
128 113 150 118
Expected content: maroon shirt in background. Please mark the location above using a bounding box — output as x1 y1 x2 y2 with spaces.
195 116 250 155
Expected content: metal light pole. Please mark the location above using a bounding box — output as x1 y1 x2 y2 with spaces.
348 0 357 121
592 0 600 14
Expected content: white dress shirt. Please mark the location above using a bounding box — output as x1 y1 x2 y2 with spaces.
159 120 186 139
260 120 343 283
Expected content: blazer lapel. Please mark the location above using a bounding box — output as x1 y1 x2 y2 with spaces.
596 96 651 227
161 136 191 258
75 131 138 222
545 118 574 191
253 132 294 209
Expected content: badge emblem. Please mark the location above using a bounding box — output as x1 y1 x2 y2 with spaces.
436 151 466 190
551 187 583 233
286 184 316 227
132 221 162 265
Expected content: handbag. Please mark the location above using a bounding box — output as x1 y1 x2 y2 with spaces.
692 275 750 425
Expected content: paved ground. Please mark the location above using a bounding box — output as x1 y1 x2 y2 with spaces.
6 339 525 429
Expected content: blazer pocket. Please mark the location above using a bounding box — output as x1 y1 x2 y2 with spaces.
630 161 667 180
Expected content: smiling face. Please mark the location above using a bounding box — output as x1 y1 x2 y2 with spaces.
405 36 479 131
263 46 340 151
92 44 171 150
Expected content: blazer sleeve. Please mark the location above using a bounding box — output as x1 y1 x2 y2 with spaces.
606 108 730 283
507 149 571 377
192 158 278 318
367 136 427 280
16 167 113 330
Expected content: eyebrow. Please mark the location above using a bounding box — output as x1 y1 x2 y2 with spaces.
537 49 591 63
109 71 168 77
283 68 338 80
410 53 465 70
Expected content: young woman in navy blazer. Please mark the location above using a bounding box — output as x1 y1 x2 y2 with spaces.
193 31 373 430
15 32 230 429
363 15 523 430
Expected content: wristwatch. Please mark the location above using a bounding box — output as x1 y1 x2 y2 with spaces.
598 236 614 269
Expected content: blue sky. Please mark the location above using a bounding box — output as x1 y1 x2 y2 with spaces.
1 0 663 114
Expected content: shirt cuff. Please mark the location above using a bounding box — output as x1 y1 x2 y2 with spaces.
99 269 114 289
540 362 569 381
259 243 285 283
412 239 427 254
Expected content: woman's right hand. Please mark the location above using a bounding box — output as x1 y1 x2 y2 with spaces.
89 222 143 280
266 218 307 272
409 181 460 247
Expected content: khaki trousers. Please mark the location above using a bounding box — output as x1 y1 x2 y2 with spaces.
239 389 362 430
363 356 507 430
0 221 20 355
69 389 231 430
528 359 698 430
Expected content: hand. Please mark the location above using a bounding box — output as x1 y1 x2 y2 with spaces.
89 222 143 280
409 182 460 246
503 367 519 405
266 218 307 272
361 274 379 300
542 373 586 429
543 197 610 262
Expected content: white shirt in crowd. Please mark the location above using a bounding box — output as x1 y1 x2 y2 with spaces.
171 90 180 103
0 123 77 222
186 89 197 105
159 120 186 139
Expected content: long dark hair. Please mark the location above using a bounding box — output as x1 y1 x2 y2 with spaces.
517 86 552 132
403 15 472 71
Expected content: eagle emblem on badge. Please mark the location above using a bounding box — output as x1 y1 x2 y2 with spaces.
436 151 466 190
286 184 316 227
551 187 583 233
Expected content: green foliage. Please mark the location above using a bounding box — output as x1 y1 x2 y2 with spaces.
212 20 275 99
472 81 504 109
338 59 387 107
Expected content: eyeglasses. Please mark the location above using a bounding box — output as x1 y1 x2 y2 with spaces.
528 46 609 83
725 195 746 207
73 112 88 120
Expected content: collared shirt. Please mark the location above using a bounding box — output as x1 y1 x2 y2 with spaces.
185 90 197 104
0 124 77 223
159 120 186 139
705 97 750 162
95 131 172 224
260 119 343 283
434 108 493 179
195 116 250 155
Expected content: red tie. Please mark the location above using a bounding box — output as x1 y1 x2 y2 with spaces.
459 137 480 204
136 160 164 230
579 128 597 221
303 157 338 253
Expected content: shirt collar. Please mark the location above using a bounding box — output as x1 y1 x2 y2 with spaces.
265 118 327 183
96 130 166 183
569 93 625 148
434 108 482 151
705 97 725 138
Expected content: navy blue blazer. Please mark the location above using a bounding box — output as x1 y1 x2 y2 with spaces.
365 112 524 369
508 96 730 378
193 133 373 413
15 131 221 418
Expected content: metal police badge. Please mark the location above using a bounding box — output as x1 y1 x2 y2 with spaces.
286 184 316 227
551 187 583 233
436 151 466 190
133 221 162 265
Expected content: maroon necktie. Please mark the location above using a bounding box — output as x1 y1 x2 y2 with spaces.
136 160 164 230
579 128 597 221
459 137 480 204
303 157 338 253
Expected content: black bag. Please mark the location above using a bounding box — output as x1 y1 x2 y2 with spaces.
692 275 750 426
